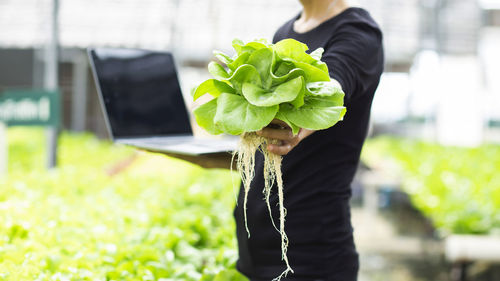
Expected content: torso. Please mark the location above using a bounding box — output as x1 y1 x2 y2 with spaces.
234 7 384 280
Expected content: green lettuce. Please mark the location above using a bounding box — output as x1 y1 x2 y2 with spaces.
193 38 346 135
214 93 278 135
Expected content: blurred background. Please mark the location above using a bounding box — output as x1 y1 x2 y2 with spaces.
0 0 500 280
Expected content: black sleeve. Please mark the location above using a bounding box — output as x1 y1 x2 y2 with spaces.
321 22 383 104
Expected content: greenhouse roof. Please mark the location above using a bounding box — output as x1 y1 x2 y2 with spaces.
0 0 300 53
0 0 175 49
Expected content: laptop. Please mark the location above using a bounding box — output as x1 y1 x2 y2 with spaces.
88 47 237 155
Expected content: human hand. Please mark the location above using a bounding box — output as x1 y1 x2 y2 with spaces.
256 119 315 156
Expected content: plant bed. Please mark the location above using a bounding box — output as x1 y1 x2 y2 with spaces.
362 136 500 236
0 128 247 281
361 136 500 281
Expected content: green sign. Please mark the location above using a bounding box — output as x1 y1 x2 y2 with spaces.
0 90 60 127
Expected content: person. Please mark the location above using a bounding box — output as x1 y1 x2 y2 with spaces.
233 0 384 280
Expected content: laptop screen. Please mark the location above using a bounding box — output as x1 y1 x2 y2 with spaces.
89 48 192 139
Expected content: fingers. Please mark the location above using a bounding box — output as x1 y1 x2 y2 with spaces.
255 119 307 156
256 123 297 156
267 143 292 156
256 127 294 141
256 129 297 156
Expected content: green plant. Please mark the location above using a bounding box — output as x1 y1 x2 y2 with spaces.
362 137 500 236
192 38 345 280
193 38 345 135
0 128 247 281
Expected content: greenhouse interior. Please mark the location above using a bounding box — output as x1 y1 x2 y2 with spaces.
0 0 500 280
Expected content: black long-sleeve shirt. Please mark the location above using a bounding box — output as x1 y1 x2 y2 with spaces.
234 7 384 281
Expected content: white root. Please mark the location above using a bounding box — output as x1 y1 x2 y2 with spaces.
263 150 279 232
235 132 294 280
234 133 261 237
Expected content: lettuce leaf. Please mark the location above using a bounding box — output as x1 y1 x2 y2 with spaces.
214 93 278 135
275 110 300 135
280 95 346 130
227 64 261 94
290 76 306 108
213 50 233 65
228 52 250 72
273 38 315 64
288 60 330 82
306 80 343 97
193 38 347 135
247 48 274 88
309 48 324 61
193 79 235 101
242 76 302 107
193 98 223 135
208 61 230 80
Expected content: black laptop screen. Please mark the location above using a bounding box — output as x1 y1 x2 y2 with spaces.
90 48 192 138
